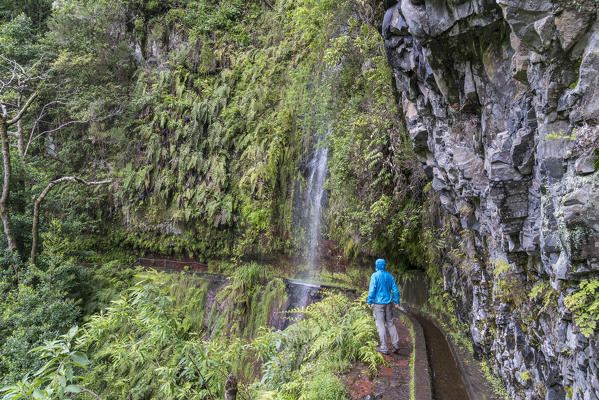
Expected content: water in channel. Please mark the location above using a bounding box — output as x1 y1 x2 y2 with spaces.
416 315 469 400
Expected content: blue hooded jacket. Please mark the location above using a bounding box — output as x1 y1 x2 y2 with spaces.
367 259 400 305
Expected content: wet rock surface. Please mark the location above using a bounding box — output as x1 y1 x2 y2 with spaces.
383 1 599 399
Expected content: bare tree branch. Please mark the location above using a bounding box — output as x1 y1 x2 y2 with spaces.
29 100 66 132
0 55 42 85
0 56 45 253
24 107 121 157
30 177 111 264
0 65 17 93
0 56 28 79
7 91 38 126
34 119 90 137
16 94 23 156
24 99 66 155
77 386 106 400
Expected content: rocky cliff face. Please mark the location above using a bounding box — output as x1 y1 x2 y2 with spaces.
382 1 599 399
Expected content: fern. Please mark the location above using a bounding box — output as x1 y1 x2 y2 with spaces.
565 280 599 338
253 291 383 398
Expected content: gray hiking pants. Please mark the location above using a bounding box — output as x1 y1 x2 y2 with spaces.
373 303 399 352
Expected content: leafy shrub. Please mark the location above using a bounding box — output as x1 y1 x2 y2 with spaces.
303 372 347 400
79 271 224 399
3 267 383 400
0 327 94 400
79 260 138 319
0 252 85 385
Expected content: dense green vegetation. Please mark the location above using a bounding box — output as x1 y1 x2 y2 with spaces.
0 224 86 385
10 0 599 398
0 0 425 265
0 254 84 385
0 222 136 387
2 266 383 400
0 0 439 398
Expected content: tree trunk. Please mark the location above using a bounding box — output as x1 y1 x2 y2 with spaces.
16 119 23 158
30 177 110 264
30 191 41 264
0 119 17 252
224 373 238 400
0 91 38 254
16 94 24 158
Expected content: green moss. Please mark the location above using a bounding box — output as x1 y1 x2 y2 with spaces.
492 259 526 308
565 385 573 399
545 129 577 141
421 277 475 355
481 361 510 399
569 79 579 89
569 57 582 89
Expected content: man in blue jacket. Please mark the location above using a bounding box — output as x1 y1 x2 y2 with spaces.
367 258 400 355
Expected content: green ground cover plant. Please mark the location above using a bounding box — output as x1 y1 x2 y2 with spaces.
2 268 384 400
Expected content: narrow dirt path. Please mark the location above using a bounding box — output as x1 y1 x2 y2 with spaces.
345 317 412 400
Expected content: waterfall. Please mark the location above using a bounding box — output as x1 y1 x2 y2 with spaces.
302 130 329 277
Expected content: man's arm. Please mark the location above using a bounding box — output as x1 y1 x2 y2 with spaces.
367 274 377 306
391 275 400 304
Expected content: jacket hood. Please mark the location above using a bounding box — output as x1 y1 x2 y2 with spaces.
375 259 386 271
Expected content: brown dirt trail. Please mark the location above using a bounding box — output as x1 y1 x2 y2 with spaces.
345 317 412 400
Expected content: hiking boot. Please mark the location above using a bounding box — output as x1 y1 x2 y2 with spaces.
392 346 400 354
375 346 389 355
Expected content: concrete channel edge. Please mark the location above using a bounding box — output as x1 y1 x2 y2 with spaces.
403 310 433 400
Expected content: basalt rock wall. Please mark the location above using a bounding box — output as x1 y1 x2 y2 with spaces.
382 1 599 399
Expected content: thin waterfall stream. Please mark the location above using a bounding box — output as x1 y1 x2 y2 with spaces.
290 129 329 310
304 133 329 275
